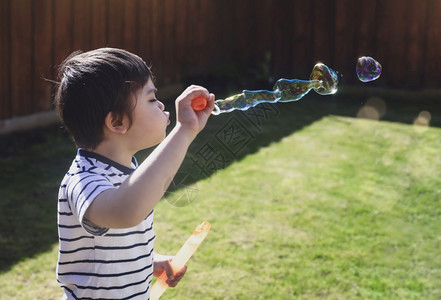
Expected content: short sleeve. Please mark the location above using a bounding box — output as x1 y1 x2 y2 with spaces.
66 173 116 235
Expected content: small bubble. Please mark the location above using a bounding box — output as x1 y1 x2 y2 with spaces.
356 56 382 82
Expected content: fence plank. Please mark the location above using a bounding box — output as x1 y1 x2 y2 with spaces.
198 0 217 73
107 0 124 48
405 0 427 88
162 0 176 84
33 0 53 111
334 0 359 84
377 0 407 87
0 0 11 119
312 0 335 67
137 0 152 62
123 0 138 54
150 0 164 80
54 0 73 71
73 0 92 51
186 0 204 75
212 0 235 77
291 0 314 78
424 0 441 87
234 0 254 71
253 0 273 78
375 1 393 86
173 0 187 81
272 0 294 78
91 0 108 49
10 0 32 117
356 0 377 59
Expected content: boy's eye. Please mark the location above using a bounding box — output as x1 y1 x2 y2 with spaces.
149 98 158 102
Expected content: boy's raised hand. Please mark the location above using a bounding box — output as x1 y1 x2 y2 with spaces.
175 85 214 135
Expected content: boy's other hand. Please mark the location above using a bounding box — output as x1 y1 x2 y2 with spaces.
175 85 214 135
153 255 188 287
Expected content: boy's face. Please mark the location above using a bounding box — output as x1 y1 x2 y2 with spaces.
126 78 170 151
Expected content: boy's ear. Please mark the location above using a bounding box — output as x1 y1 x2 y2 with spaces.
104 112 128 134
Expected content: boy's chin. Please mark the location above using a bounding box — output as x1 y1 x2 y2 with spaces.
142 135 166 149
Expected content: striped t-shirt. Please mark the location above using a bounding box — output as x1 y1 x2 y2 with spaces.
57 149 156 299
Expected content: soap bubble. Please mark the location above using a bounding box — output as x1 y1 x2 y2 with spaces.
309 63 338 95
356 56 382 82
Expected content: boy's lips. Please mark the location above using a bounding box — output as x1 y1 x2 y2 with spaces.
164 111 170 124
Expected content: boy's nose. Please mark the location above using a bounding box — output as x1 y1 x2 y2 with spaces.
158 100 165 111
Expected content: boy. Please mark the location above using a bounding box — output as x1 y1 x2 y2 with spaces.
55 48 214 299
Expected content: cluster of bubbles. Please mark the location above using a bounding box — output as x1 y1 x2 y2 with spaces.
212 63 338 115
211 56 382 115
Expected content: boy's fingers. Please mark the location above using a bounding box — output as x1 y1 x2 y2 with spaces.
163 261 175 281
208 94 215 107
186 86 210 100
166 265 187 287
176 265 187 277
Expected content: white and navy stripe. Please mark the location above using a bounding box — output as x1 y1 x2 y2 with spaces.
57 149 155 300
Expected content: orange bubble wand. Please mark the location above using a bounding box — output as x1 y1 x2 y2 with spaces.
150 221 211 300
191 95 208 111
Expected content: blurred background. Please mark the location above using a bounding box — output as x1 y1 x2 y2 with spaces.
1 0 440 127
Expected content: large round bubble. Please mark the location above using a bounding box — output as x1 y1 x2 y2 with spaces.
356 56 382 82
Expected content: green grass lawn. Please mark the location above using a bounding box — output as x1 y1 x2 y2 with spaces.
0 90 440 299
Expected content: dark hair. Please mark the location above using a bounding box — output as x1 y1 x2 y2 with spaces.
54 48 152 149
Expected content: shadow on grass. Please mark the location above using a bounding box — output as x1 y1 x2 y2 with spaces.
0 126 75 273
0 80 439 273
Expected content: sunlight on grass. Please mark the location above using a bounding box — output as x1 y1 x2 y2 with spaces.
153 116 441 299
0 244 61 300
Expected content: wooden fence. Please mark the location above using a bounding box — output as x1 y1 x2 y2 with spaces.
1 0 440 121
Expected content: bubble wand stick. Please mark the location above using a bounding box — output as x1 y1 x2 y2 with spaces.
150 221 211 300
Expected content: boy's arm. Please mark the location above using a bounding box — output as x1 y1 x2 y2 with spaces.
84 86 214 228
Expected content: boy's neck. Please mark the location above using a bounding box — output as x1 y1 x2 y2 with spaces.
89 141 134 168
